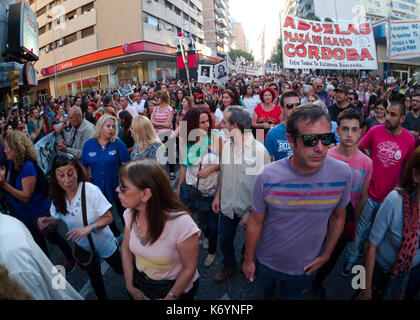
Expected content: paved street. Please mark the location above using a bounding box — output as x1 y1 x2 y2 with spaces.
45 167 363 301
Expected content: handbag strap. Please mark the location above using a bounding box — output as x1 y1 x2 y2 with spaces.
82 182 96 252
115 140 121 165
196 161 202 189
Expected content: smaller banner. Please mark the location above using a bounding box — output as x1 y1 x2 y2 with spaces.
198 65 213 83
214 61 229 84
389 20 420 60
35 132 57 174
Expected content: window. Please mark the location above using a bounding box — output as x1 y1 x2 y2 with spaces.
82 3 94 14
37 6 46 17
164 22 173 31
39 25 46 35
164 0 173 10
146 15 158 26
63 32 77 45
175 7 181 15
66 10 77 21
49 0 60 10
82 26 95 38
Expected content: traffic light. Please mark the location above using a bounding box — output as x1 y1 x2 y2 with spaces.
9 70 20 97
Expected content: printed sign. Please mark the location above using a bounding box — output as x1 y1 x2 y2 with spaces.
118 84 134 97
389 20 420 59
198 65 213 83
35 132 57 174
214 61 229 84
281 15 378 70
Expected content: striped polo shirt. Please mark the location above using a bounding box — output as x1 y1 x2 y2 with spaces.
252 155 352 275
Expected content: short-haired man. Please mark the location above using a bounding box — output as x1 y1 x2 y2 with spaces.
312 78 331 106
310 108 372 299
132 92 147 116
212 106 270 283
265 91 300 162
328 84 361 123
301 85 314 104
57 106 95 159
243 104 352 300
342 100 415 276
403 93 420 137
117 96 137 119
27 108 46 144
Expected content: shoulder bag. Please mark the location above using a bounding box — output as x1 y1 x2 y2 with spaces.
72 182 100 272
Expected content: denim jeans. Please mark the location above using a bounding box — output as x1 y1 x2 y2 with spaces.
202 195 218 255
345 196 382 264
219 213 242 270
256 259 315 300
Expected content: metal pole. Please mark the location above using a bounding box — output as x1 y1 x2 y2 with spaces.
387 16 391 79
52 24 58 98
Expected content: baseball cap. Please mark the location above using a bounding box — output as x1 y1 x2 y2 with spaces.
334 84 348 94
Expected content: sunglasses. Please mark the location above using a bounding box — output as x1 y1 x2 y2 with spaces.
296 132 336 147
55 153 75 162
285 103 299 110
347 97 355 101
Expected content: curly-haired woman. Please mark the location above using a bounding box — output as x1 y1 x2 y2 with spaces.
0 131 76 273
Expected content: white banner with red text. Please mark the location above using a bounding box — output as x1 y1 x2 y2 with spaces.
281 15 378 70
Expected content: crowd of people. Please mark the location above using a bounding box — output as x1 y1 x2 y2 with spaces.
1 70 420 301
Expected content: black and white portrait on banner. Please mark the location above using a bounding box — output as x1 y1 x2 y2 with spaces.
214 61 229 84
198 64 213 83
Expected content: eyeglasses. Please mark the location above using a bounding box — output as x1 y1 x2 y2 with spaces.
296 132 336 147
118 181 129 193
316 85 323 88
285 103 299 110
347 98 355 101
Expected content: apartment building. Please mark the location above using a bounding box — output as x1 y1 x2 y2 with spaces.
284 0 420 22
26 0 219 100
232 22 246 51
202 0 231 59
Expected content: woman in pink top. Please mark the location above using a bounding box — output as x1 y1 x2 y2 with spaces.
151 90 176 179
151 90 174 134
118 159 200 300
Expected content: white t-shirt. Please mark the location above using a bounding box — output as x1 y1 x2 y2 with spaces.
0 213 83 300
132 100 146 114
215 108 224 121
242 96 259 118
50 182 116 258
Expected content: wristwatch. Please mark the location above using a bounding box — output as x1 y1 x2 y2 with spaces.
168 291 179 300
92 222 98 233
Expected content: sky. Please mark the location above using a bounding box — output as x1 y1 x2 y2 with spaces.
229 0 285 62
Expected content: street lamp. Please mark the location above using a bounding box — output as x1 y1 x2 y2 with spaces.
47 15 59 98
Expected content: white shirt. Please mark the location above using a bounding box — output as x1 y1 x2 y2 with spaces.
215 108 224 121
132 100 146 114
242 96 259 118
50 182 116 258
0 213 83 300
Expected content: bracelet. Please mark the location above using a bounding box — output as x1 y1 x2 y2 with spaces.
168 291 179 300
92 222 98 233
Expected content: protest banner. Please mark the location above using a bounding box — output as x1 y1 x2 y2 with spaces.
389 20 420 60
281 15 378 70
118 84 134 97
198 65 213 83
35 132 57 174
214 61 229 84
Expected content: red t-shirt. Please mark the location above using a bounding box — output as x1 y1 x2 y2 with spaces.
254 104 282 141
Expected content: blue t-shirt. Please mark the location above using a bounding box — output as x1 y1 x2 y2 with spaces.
264 122 340 161
8 160 50 226
81 138 129 202
369 189 420 272
265 122 292 161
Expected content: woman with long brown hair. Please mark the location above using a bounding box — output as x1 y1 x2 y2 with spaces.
357 147 420 300
119 159 200 300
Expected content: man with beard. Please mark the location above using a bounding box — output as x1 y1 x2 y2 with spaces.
403 93 420 138
342 100 415 277
328 84 362 123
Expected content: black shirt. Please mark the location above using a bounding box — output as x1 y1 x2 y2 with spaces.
403 111 420 133
328 103 361 123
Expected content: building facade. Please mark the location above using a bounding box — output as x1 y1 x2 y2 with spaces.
202 0 231 59
284 0 420 22
232 22 246 51
26 0 219 100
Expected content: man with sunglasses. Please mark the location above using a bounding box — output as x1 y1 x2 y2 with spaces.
312 78 330 107
265 91 300 162
243 104 352 300
328 84 362 123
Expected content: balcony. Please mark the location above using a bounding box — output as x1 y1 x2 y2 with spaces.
215 0 226 10
215 7 226 19
216 28 226 37
215 18 226 28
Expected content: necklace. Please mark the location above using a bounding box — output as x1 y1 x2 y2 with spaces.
136 221 149 246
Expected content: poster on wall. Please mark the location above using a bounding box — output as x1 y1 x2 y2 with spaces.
281 15 378 70
389 20 420 60
198 65 213 83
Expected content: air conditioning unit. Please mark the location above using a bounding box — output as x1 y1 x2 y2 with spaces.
157 23 163 31
45 46 50 53
144 16 149 22
147 0 152 3
59 38 65 46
